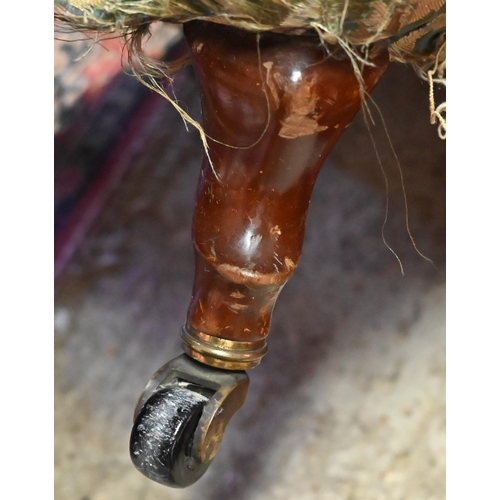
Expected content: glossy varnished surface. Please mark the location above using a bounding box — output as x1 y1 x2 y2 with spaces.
184 21 389 341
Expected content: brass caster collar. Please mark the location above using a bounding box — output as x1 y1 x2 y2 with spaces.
181 324 268 370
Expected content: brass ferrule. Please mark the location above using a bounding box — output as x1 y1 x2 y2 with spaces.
181 324 268 370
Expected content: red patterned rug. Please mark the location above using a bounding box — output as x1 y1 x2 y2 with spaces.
54 24 184 280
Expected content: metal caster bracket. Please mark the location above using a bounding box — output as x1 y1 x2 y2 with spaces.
130 354 249 487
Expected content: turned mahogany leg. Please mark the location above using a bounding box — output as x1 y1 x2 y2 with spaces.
182 20 388 369
130 20 388 488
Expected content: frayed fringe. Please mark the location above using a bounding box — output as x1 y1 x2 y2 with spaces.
55 0 446 139
55 0 445 65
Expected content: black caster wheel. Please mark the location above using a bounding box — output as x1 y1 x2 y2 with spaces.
130 386 210 487
130 354 249 488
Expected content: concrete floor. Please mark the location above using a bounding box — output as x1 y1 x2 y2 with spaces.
54 53 445 500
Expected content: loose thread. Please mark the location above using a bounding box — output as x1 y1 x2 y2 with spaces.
367 95 437 269
363 107 406 276
426 42 446 139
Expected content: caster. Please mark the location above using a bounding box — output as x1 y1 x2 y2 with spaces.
130 354 249 487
